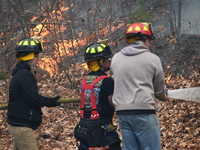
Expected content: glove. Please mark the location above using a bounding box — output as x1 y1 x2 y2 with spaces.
46 96 60 107
108 124 117 131
102 123 117 134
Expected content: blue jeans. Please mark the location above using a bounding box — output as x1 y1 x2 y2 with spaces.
118 114 161 150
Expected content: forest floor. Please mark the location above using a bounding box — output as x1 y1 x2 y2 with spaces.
0 65 200 150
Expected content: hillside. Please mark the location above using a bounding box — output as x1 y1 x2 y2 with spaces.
0 64 199 150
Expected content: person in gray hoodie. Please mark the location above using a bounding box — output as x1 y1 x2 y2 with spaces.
111 22 169 150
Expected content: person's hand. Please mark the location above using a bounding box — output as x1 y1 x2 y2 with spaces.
158 94 169 101
46 96 60 107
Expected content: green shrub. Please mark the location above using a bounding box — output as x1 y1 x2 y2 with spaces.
129 1 154 23
0 72 7 80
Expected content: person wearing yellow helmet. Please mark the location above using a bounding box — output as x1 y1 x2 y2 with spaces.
111 22 169 150
84 42 113 71
6 38 60 150
74 42 121 150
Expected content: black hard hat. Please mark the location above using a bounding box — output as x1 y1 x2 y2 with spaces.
84 43 113 62
14 38 43 54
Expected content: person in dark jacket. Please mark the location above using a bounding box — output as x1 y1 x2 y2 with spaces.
7 37 60 150
74 40 121 150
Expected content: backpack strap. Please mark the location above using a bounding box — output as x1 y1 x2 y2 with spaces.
80 75 109 119
80 77 89 118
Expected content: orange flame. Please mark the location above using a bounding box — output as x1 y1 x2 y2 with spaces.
29 4 123 76
30 16 38 22
81 63 88 69
38 57 58 76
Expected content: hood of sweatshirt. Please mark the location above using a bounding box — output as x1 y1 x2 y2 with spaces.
11 62 31 76
121 40 150 56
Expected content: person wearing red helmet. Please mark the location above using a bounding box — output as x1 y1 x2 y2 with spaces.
111 22 169 150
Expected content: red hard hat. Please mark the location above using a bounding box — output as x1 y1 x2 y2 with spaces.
124 22 155 40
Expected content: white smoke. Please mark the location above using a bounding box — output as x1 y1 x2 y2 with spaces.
181 0 200 34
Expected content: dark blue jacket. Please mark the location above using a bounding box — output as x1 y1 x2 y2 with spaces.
7 62 59 130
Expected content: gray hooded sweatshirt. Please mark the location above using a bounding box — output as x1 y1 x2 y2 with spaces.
111 40 166 111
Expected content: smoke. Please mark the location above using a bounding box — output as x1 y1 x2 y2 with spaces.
153 0 200 36
181 0 200 35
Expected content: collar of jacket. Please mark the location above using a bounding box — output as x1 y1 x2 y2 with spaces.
11 62 31 76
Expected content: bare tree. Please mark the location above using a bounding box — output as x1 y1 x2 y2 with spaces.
0 0 137 86
161 0 184 38
0 0 198 80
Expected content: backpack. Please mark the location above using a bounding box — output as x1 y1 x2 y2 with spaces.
75 75 121 150
80 75 109 119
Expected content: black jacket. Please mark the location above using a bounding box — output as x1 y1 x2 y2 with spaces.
82 70 114 119
7 62 59 130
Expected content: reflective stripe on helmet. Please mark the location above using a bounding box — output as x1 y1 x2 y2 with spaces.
18 41 23 45
101 43 106 47
127 24 150 34
97 46 103 52
84 42 112 62
31 41 37 45
90 48 96 53
86 44 105 54
125 22 155 40
18 39 38 46
7 37 44 55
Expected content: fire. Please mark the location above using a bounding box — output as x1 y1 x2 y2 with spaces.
31 24 49 36
38 57 58 76
30 16 38 22
54 39 86 57
36 37 87 76
81 63 88 69
28 3 123 76
28 4 85 76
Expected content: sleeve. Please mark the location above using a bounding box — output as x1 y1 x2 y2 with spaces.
153 58 166 99
19 71 59 107
102 77 114 97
